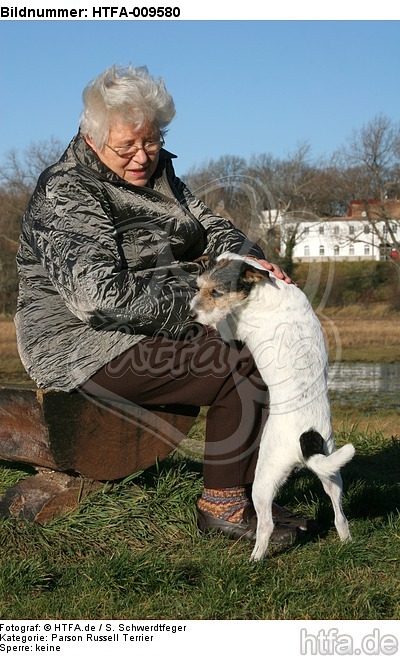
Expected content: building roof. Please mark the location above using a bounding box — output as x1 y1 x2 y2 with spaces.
348 199 400 219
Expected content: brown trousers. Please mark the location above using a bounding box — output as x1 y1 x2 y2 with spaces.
81 327 268 489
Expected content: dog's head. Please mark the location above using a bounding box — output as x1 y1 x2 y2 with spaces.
190 255 271 329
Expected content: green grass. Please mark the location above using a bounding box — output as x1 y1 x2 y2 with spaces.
0 427 399 620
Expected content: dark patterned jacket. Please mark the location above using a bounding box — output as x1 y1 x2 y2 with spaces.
15 133 263 391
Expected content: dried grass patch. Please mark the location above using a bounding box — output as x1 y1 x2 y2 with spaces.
320 313 400 362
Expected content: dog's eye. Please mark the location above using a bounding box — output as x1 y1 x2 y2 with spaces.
211 289 224 298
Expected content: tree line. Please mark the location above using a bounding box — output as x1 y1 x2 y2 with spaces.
0 114 399 315
183 114 400 274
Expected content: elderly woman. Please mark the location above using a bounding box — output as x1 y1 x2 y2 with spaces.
15 65 306 543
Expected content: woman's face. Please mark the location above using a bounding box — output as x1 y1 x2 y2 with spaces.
87 121 161 187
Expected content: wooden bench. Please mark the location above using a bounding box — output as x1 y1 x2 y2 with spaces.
0 386 199 524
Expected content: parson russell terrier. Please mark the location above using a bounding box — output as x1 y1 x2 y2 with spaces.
190 253 355 561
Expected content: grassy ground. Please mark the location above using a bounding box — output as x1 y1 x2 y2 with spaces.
0 315 399 620
0 428 398 620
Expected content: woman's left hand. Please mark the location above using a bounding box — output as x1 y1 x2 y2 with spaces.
247 257 293 284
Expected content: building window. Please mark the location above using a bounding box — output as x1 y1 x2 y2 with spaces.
319 245 325 256
334 245 340 256
319 225 325 235
349 225 355 235
303 226 309 235
363 225 370 234
364 245 370 255
334 226 340 236
392 224 398 234
349 245 355 256
304 245 310 256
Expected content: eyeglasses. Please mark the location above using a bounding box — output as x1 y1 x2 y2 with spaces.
105 136 165 158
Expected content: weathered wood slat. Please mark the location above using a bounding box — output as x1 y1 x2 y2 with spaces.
0 471 104 524
0 387 198 479
0 387 52 468
0 386 199 523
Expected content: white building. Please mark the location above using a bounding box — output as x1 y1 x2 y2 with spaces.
278 200 400 262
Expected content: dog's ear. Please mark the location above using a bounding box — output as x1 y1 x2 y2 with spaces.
240 264 271 285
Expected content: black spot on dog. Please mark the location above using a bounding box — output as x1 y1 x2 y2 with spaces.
300 429 324 459
210 260 269 296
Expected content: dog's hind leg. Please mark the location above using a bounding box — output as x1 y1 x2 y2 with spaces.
250 448 295 562
319 471 352 541
301 429 353 542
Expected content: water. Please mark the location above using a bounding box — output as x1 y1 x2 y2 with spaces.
328 362 400 410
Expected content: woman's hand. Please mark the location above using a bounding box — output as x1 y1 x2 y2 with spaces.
246 257 293 285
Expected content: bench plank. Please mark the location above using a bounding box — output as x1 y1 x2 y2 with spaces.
0 470 103 524
0 387 198 480
0 387 199 523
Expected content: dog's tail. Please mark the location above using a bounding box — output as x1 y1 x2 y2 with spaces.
300 429 355 479
307 444 355 478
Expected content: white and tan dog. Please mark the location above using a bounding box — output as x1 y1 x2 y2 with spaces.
190 253 355 561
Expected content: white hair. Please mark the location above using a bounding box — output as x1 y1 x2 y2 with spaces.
79 65 176 149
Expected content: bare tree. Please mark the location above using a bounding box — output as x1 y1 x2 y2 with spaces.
182 119 400 278
0 136 64 193
0 137 65 314
248 142 342 272
343 114 400 197
183 154 271 245
337 114 400 268
184 144 345 272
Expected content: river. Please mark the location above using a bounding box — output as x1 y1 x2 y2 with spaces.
328 361 400 410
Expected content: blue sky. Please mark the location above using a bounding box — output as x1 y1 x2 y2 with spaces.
1 19 400 177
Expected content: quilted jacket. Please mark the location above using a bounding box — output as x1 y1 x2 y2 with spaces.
15 132 263 391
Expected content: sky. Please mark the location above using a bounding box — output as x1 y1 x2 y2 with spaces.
1 16 400 178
